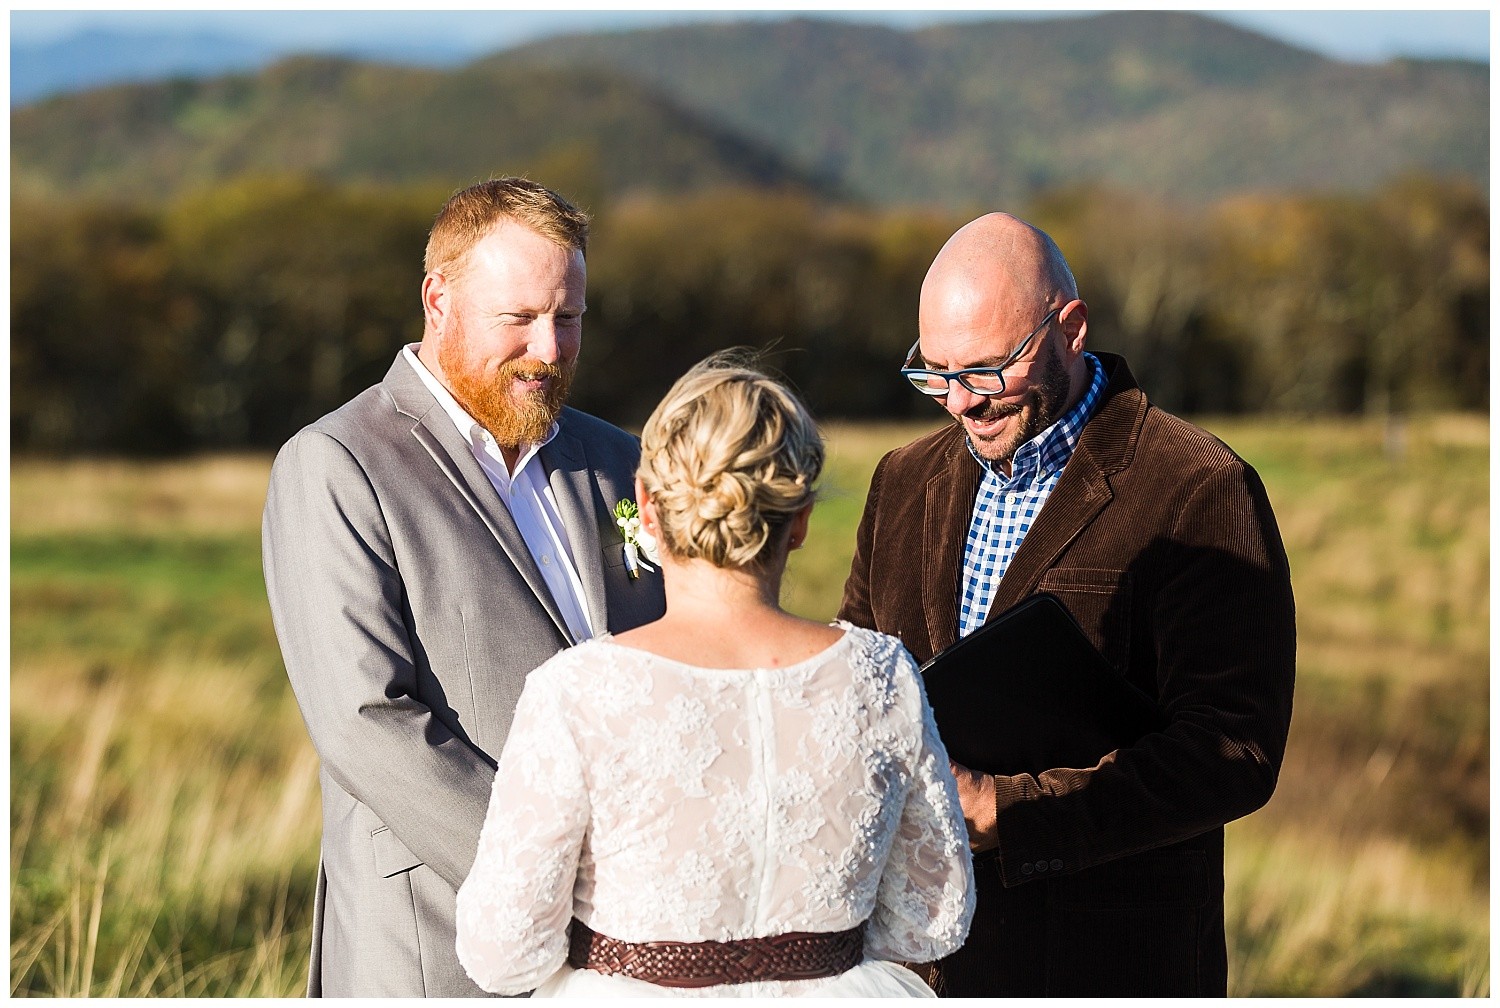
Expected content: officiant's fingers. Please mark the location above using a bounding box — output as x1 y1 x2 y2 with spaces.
949 761 1000 853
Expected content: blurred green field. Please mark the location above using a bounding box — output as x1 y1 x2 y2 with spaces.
10 416 1489 996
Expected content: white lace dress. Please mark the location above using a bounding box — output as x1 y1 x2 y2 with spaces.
455 623 975 998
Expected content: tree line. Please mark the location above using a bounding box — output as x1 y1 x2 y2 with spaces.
12 174 1487 455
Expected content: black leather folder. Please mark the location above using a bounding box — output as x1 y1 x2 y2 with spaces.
920 593 1162 776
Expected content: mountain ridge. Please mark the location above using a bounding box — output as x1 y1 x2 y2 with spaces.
499 11 1487 206
11 54 837 206
12 12 1486 210
10 26 474 105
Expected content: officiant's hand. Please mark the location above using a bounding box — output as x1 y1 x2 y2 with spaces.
949 760 999 853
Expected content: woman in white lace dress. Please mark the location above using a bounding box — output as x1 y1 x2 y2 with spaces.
455 353 974 997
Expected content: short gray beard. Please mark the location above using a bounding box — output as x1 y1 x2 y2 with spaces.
965 339 1072 466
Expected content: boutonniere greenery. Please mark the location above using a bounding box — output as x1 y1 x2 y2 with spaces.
613 499 660 579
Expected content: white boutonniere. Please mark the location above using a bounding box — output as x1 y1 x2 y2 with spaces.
613 499 659 579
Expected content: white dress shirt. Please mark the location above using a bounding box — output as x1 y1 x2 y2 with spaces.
404 345 595 643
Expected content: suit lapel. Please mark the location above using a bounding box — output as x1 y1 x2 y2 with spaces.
539 425 610 638
382 355 574 642
922 431 982 656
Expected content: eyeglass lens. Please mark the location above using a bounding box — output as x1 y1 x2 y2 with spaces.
905 370 1006 395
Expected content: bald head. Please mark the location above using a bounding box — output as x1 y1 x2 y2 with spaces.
915 212 1090 469
921 213 1076 335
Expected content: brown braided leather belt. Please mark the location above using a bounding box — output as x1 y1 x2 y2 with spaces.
567 919 865 988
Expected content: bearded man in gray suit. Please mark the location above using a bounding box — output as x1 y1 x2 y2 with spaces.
263 178 666 997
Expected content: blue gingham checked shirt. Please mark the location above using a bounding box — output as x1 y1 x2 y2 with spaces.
957 353 1107 638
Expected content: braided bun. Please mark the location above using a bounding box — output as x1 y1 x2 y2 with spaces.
638 351 823 569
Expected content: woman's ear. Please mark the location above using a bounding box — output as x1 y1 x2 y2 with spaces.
635 477 658 533
787 501 814 550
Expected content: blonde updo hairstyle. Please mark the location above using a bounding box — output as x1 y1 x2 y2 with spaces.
638 352 824 570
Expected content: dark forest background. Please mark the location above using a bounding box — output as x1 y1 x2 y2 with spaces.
11 11 1489 455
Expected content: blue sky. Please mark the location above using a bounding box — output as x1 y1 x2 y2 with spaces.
8 8 1492 64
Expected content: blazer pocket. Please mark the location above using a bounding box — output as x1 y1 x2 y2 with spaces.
370 824 424 878
1036 568 1131 674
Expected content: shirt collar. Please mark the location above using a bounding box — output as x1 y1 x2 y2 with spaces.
403 344 559 462
968 352 1106 479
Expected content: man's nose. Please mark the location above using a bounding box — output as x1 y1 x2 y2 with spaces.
943 382 987 417
527 319 562 364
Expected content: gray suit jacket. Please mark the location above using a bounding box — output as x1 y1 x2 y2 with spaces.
263 353 665 997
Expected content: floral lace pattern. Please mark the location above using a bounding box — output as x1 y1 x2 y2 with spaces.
455 623 975 996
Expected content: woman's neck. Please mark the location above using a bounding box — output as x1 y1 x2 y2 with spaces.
659 554 784 621
610 549 844 670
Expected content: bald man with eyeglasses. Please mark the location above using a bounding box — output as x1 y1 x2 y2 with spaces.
839 212 1295 996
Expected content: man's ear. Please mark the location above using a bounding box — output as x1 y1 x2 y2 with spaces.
421 272 449 334
1060 299 1088 355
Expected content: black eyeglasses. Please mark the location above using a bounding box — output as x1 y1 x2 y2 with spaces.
900 307 1061 397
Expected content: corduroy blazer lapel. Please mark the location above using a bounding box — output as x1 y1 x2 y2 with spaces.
381 355 574 642
922 432 982 656
985 354 1148 617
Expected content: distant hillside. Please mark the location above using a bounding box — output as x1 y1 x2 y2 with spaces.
10 29 284 106
10 55 836 205
11 12 1486 210
501 11 1488 207
9 28 474 106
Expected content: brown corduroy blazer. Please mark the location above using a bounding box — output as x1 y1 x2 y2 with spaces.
839 353 1296 996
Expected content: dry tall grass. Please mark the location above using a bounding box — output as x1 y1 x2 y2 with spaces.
10 651 319 996
11 455 318 996
10 413 1489 996
10 454 273 536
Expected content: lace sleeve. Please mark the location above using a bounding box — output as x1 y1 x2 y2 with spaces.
866 670 976 963
455 665 588 995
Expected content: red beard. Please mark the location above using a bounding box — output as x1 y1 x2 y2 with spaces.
441 339 574 448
